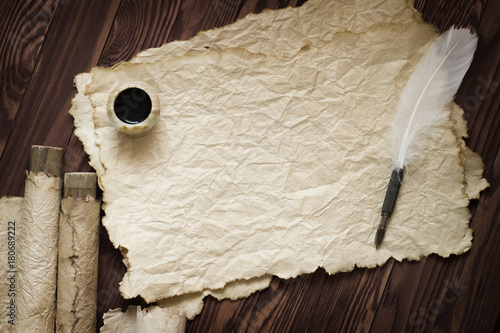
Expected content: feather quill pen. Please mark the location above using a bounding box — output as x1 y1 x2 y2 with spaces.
375 27 478 248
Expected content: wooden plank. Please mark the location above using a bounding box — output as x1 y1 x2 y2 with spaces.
186 288 261 332
414 0 487 32
63 133 94 173
190 263 391 332
168 0 246 42
270 266 390 332
0 0 121 198
236 0 307 19
0 0 59 156
98 0 181 67
439 0 500 330
167 0 304 43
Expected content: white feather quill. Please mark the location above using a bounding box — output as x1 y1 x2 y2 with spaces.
392 27 478 169
375 27 478 248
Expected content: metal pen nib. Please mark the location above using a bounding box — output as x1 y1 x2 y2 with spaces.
375 168 404 249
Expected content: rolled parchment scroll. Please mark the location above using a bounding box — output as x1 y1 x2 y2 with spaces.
56 173 100 333
0 197 23 332
16 146 63 333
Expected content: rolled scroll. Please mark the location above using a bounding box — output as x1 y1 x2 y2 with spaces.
16 145 63 333
0 197 23 332
56 173 100 333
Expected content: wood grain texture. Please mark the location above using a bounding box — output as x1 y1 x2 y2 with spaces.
0 1 499 332
0 0 121 198
99 0 181 67
414 0 486 32
0 0 59 157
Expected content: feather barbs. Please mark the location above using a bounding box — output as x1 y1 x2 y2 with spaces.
392 27 478 169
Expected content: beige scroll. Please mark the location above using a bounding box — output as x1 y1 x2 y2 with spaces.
16 146 63 333
56 173 100 333
0 197 23 332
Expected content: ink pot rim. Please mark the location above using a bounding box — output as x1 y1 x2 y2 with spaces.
107 81 160 136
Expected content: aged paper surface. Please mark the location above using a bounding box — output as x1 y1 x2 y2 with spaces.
56 196 101 333
101 306 186 333
16 172 61 333
157 275 273 319
448 104 490 199
0 197 23 332
70 0 488 309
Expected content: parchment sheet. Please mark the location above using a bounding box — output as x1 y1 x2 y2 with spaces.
17 172 61 333
446 103 489 199
56 196 101 333
0 197 23 332
157 275 273 319
70 0 488 308
101 306 186 333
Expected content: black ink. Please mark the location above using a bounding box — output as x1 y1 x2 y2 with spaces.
113 87 152 124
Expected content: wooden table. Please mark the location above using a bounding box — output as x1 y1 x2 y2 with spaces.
1 0 498 331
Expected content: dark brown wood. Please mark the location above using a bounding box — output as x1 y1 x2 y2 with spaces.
0 0 121 198
414 0 487 32
0 0 59 157
1 1 499 332
98 0 181 67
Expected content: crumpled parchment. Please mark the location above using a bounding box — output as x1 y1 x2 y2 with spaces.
101 306 186 333
69 0 488 311
0 197 23 332
156 274 273 319
17 172 61 333
56 196 101 333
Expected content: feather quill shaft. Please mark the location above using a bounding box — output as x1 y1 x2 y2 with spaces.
375 27 478 248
